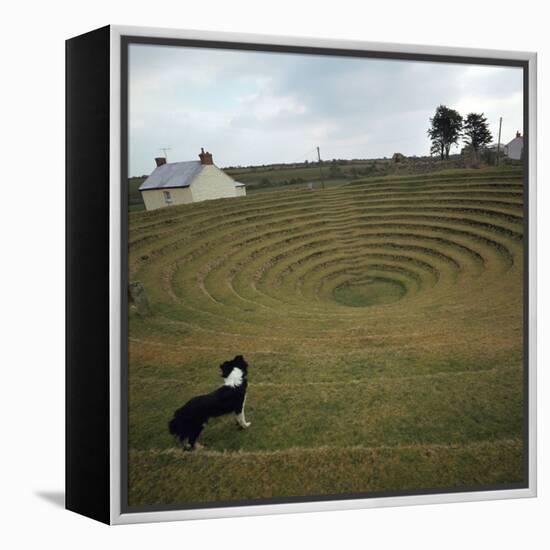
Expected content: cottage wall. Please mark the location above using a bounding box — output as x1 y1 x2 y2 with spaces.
190 165 244 202
141 187 193 211
506 138 523 160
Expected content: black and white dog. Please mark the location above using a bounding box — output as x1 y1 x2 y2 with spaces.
168 355 251 450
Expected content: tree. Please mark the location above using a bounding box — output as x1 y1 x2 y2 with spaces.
392 152 406 163
430 141 442 158
428 105 463 160
462 113 493 155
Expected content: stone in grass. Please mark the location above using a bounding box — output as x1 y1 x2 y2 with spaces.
129 281 151 316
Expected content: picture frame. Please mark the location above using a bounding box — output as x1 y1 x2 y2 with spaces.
66 25 537 525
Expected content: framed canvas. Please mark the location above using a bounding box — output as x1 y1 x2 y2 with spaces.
66 25 537 525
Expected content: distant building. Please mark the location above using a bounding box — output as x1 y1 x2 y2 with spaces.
504 131 524 160
484 131 524 161
139 148 246 211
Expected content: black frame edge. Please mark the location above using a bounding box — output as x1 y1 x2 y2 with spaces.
66 24 111 525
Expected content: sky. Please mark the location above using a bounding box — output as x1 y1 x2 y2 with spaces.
128 43 523 176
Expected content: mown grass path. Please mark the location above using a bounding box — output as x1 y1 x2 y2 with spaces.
127 167 525 507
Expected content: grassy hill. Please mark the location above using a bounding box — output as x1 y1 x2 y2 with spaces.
127 165 525 507
129 157 522 212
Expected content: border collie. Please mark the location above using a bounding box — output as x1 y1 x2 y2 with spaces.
168 355 251 450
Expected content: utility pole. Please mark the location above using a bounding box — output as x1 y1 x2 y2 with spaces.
317 146 325 190
496 117 502 166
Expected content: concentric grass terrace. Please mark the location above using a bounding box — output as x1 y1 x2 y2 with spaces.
127 166 525 507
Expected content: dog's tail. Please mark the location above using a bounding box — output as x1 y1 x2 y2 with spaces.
168 417 178 436
169 414 189 441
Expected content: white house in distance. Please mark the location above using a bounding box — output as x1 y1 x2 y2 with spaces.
504 131 524 160
486 131 524 161
139 148 246 211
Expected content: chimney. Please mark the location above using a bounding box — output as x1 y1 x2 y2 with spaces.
155 157 167 167
516 131 521 138
199 147 213 165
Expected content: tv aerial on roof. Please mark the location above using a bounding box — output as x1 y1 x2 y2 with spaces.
159 147 171 160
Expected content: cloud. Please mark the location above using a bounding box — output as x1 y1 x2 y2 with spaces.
128 44 523 175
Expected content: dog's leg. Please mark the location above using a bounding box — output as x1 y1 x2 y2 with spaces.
236 395 251 429
175 433 191 451
188 424 204 450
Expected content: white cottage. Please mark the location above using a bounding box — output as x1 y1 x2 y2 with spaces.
504 131 524 160
139 149 246 211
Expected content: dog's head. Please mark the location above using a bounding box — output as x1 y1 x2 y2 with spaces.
220 355 248 383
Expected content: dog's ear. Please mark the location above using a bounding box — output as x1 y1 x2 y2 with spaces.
234 355 248 371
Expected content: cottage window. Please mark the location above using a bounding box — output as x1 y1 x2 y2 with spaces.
163 190 172 204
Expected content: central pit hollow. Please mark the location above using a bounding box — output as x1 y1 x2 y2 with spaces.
332 277 406 307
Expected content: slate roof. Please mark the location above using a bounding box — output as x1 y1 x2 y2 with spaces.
139 161 204 191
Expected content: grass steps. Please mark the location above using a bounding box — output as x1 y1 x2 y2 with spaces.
127 167 525 506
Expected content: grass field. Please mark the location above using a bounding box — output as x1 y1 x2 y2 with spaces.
127 165 525 508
